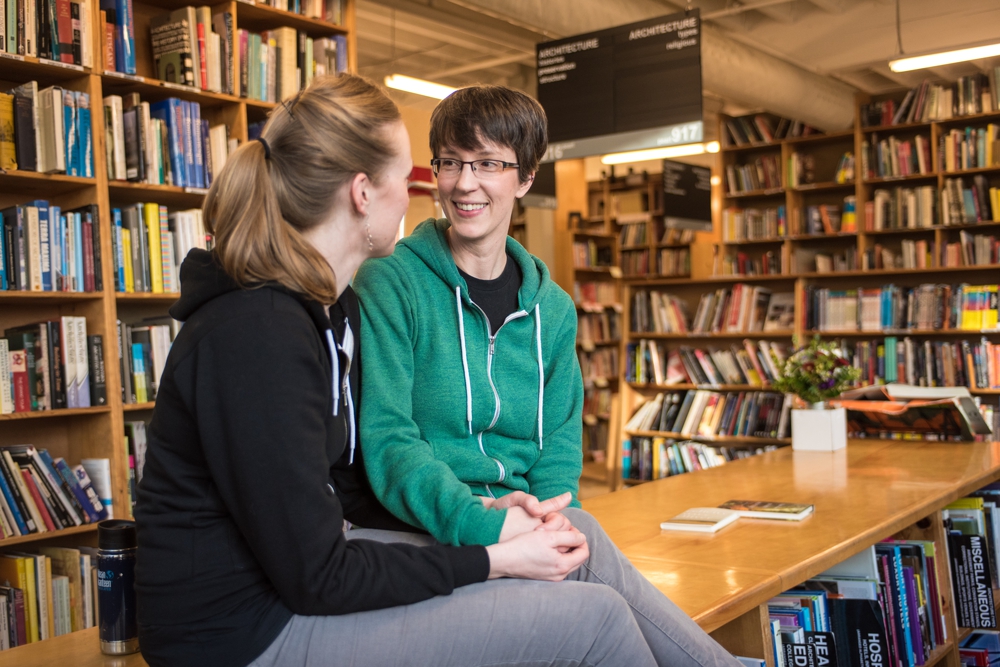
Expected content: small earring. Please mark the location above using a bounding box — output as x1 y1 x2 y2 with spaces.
365 220 374 251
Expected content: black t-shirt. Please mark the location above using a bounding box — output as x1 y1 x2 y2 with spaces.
458 253 523 334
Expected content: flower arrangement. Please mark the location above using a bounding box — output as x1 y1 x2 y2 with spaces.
772 337 861 406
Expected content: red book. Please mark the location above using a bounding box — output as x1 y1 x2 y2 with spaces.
20 468 57 531
11 588 25 646
9 350 30 413
56 0 74 63
197 23 208 91
82 219 95 292
103 17 115 71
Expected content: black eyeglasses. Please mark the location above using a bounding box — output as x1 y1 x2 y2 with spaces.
431 158 519 178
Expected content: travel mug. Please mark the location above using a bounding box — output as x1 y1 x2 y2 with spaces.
98 519 139 655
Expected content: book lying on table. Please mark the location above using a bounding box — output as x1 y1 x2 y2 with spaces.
660 507 739 533
719 500 815 521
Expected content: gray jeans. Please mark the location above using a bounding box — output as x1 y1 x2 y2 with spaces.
249 508 741 667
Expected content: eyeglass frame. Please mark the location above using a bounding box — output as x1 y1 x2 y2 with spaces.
430 158 520 178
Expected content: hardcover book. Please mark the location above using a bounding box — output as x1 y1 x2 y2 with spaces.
719 500 814 521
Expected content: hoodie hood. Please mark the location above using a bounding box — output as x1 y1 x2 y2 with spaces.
397 218 552 311
169 249 242 322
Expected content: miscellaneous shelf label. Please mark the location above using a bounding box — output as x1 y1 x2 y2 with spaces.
183 187 210 195
39 58 84 71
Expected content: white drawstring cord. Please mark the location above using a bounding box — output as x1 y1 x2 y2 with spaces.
456 287 473 434
535 304 544 451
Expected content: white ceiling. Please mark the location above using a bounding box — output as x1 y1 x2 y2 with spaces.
356 0 1000 115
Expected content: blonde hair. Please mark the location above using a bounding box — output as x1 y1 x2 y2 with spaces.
203 74 402 304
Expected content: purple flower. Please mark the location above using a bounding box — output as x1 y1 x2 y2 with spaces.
819 378 836 390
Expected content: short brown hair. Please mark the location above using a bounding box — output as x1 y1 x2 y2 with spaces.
204 74 401 304
429 85 547 183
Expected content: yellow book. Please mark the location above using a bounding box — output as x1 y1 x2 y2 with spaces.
42 555 54 640
947 497 985 510
961 285 977 330
143 202 164 293
40 547 83 631
0 555 36 642
0 92 16 171
21 555 38 642
123 228 135 293
991 187 999 222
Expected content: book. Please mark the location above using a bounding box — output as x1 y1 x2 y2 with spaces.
660 507 739 533
718 500 815 521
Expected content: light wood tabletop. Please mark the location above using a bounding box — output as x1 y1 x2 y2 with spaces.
4 439 999 666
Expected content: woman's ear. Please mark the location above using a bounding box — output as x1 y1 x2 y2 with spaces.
516 172 535 199
349 172 372 217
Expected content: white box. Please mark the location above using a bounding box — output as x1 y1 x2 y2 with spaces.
791 407 847 451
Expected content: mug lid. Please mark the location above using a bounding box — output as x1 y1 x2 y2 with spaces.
99 520 137 550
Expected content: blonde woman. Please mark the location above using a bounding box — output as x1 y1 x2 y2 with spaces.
134 75 663 667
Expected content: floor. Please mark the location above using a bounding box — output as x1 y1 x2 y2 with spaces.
579 477 614 500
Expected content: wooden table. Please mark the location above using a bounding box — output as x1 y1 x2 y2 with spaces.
5 439 1000 667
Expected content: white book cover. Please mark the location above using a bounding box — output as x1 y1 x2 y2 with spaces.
27 447 80 526
61 316 78 408
79 553 92 628
680 390 709 436
79 459 113 518
0 337 12 415
25 205 42 291
75 317 90 407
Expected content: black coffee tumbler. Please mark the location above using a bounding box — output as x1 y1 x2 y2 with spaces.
98 519 139 655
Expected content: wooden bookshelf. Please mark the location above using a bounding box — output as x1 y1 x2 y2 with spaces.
0 0 356 655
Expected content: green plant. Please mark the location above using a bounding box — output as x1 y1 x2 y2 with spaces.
771 337 861 405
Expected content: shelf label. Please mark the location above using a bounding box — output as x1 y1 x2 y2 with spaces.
104 70 145 83
0 52 25 62
609 266 623 279
161 81 200 93
39 58 84 71
183 187 210 195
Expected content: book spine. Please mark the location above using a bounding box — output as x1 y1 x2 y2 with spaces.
87 335 105 406
74 317 89 407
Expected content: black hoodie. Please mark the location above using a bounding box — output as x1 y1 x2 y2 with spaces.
135 250 490 667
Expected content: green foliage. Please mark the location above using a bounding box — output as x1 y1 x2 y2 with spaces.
771 337 861 405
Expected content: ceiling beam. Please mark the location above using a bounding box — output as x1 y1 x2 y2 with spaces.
426 52 535 79
356 5 528 55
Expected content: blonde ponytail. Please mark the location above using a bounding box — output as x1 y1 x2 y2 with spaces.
203 74 401 304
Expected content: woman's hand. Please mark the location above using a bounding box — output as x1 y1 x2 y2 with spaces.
485 529 589 581
497 506 543 542
487 491 573 517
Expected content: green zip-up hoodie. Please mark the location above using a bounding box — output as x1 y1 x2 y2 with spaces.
355 218 583 547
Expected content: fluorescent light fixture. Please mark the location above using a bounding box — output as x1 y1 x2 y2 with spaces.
384 74 457 100
889 42 1000 72
600 141 720 165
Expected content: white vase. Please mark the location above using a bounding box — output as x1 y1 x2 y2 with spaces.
791 406 847 451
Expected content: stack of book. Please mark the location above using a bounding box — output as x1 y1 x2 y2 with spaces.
802 203 847 235
104 95 228 189
577 310 620 347
236 29 347 102
0 445 108 540
723 113 819 147
721 207 786 242
577 348 618 385
618 222 647 247
118 319 179 404
691 285 791 334
861 134 932 178
657 248 689 277
630 290 689 334
0 320 103 413
622 437 777 482
574 281 617 308
942 230 999 268
859 240 931 272
803 283 998 333
0 84 93 176
939 125 1000 172
111 204 208 293
940 177 999 225
0 203 102 293
625 389 792 440
661 228 694 245
0 542 101 647
861 73 1000 126
625 340 788 387
0 0 95 65
572 240 613 268
725 155 783 194
866 187 938 230
620 249 650 277
834 335 1000 389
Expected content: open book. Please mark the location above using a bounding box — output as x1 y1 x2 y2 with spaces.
829 384 991 440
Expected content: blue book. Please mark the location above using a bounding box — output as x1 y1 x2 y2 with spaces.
190 102 204 188
334 35 347 73
0 460 29 535
31 201 51 291
36 449 84 523
75 91 93 178
114 0 136 74
59 214 69 291
49 205 61 291
112 208 125 290
201 118 211 187
53 457 105 522
149 99 185 188
63 89 78 177
73 212 84 293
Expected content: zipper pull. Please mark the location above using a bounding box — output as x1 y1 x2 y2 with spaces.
489 337 496 356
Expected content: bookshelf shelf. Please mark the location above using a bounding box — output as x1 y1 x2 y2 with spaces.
721 141 783 154
575 266 617 274
941 165 1000 177
577 340 621 348
0 406 111 421
0 523 98 548
861 120 933 133
797 263 1000 279
0 52 91 81
234 2 349 36
863 173 937 185
625 429 791 445
0 171 97 198
628 382 768 392
787 232 858 241
0 291 102 303
863 226 938 236
638 274 796 286
123 402 157 411
805 328 1000 337
721 237 785 246
934 109 1000 126
107 181 209 208
657 242 693 249
726 187 786 199
629 330 795 340
115 292 181 302
783 129 856 145
791 181 854 193
573 230 617 239
100 71 245 108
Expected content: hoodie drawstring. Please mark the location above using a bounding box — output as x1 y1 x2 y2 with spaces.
534 304 544 451
456 287 473 435
326 327 357 464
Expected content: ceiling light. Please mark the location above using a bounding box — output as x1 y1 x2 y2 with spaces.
600 141 720 165
889 42 1000 72
384 74 457 100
